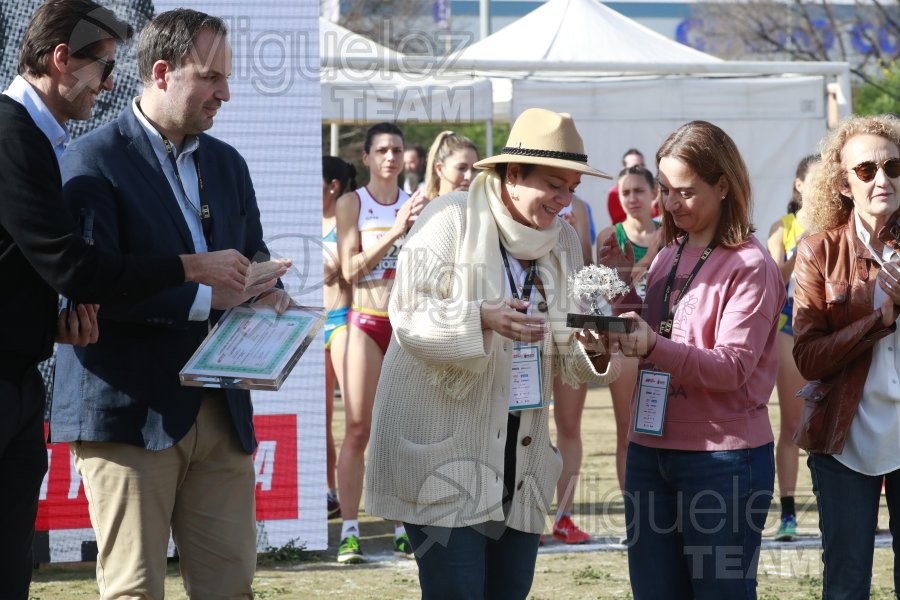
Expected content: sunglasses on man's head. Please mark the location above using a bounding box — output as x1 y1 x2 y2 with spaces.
71 51 116 83
848 158 900 183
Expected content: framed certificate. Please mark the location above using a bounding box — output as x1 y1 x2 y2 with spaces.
180 304 326 391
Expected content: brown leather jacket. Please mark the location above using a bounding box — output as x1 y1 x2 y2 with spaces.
792 213 899 454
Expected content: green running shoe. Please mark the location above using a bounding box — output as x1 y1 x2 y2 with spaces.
393 532 414 559
337 535 365 564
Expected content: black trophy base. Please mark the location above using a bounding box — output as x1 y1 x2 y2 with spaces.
567 313 635 333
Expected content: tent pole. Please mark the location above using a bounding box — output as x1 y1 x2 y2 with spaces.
480 0 490 39
485 119 493 157
330 122 340 157
836 71 852 121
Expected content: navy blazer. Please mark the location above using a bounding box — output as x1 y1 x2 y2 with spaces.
50 107 268 453
0 96 183 373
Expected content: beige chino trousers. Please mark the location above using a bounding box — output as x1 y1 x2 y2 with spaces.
72 396 257 600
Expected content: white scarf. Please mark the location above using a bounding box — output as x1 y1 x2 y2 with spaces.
429 170 578 396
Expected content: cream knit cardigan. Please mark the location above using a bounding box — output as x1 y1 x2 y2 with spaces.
365 193 620 534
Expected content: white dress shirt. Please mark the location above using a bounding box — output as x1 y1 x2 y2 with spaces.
3 75 70 160
132 98 211 321
835 211 900 475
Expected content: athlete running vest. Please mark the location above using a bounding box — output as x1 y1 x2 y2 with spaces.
356 186 410 283
781 213 804 262
781 212 805 299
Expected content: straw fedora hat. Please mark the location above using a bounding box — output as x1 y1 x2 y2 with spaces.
474 108 611 179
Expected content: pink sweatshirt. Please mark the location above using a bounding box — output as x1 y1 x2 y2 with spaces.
621 236 784 451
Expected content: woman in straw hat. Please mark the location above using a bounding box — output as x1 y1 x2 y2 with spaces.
364 108 620 598
598 120 783 599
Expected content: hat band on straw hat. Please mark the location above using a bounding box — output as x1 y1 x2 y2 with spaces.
500 146 588 163
473 107 612 179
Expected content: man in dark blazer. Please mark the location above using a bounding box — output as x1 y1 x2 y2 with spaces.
50 8 291 599
0 2 257 597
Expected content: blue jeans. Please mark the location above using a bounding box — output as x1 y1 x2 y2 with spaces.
404 522 541 600
808 453 900 599
624 442 774 600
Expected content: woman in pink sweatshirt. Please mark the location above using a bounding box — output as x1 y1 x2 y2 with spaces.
598 120 784 600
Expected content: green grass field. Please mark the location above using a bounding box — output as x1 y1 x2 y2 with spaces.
30 384 897 599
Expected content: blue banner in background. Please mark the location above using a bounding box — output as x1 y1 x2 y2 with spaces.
433 0 449 26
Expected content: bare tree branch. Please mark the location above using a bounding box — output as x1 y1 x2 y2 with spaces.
871 0 900 36
794 0 829 58
692 0 899 78
820 0 848 59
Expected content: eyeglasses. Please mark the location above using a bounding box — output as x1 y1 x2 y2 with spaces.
71 51 116 83
848 158 900 183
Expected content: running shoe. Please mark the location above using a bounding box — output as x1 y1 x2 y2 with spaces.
327 491 341 520
552 515 591 544
394 532 414 559
774 515 797 541
337 535 365 564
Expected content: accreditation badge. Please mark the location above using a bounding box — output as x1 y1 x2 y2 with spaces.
633 369 670 436
509 342 544 411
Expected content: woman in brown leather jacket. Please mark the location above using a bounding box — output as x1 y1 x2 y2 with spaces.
792 113 900 600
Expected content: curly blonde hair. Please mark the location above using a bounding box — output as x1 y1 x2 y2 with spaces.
804 114 900 233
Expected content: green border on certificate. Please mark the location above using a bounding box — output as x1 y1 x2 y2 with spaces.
192 312 311 375
180 304 326 391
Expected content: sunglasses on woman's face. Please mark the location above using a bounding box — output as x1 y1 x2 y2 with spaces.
848 158 900 183
71 51 116 83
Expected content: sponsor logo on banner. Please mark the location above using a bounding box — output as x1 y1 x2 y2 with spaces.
36 414 299 531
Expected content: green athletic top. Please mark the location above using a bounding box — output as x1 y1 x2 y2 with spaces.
615 221 659 262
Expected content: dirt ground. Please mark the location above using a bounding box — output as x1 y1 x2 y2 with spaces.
30 383 897 599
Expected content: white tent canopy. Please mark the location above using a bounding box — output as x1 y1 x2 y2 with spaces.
319 19 492 124
457 0 721 65
452 0 843 234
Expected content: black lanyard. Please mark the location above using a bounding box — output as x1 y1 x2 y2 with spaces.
162 137 212 247
499 243 535 314
658 236 716 339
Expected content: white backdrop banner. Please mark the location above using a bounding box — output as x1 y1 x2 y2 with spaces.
1 0 325 561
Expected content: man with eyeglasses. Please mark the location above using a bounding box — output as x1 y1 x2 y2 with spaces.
48 7 292 598
0 2 258 596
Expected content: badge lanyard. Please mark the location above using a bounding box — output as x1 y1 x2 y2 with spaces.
657 236 716 339
499 243 544 412
162 137 213 247
633 236 714 437
499 243 536 313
